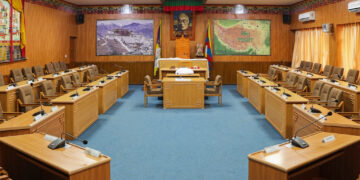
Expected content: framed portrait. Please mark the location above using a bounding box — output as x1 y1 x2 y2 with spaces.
171 10 195 40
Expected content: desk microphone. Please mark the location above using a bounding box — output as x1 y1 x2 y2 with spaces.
48 132 88 150
70 88 79 97
253 74 260 79
291 111 332 148
32 101 45 117
348 83 357 88
282 88 291 97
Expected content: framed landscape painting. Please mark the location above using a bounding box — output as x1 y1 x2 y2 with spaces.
96 19 154 56
213 19 271 56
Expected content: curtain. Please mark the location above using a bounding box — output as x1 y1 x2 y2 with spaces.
8 0 26 57
292 28 329 68
337 23 360 74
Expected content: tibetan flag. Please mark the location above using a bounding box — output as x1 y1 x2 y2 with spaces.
205 20 213 70
154 20 161 76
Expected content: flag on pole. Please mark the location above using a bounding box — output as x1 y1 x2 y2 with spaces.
205 19 213 70
154 20 161 76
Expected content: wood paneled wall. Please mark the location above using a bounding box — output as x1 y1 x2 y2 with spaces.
0 2 77 82
75 12 294 84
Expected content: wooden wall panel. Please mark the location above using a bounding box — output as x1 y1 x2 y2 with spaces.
0 3 77 82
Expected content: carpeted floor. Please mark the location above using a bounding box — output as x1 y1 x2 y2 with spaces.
72 85 285 180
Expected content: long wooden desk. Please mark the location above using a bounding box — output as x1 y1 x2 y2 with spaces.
88 77 117 114
0 79 45 112
163 77 205 109
108 70 129 98
248 132 360 180
0 106 65 137
51 87 99 138
247 77 278 114
160 68 207 80
237 70 255 98
0 133 111 180
264 86 308 138
321 79 360 112
293 104 360 137
42 70 75 92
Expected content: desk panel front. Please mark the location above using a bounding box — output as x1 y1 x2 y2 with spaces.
248 77 277 114
237 70 255 98
88 78 117 114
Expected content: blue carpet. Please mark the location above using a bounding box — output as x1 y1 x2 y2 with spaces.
72 85 285 180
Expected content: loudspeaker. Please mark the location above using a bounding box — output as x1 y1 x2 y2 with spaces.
76 14 84 24
283 14 291 24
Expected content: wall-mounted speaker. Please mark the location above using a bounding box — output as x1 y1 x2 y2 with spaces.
76 14 84 24
283 14 291 24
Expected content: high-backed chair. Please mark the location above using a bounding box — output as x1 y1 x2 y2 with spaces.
59 62 67 71
45 63 55 74
16 85 39 112
289 76 308 93
318 88 344 112
345 69 359 84
22 67 34 80
60 75 75 92
40 80 60 100
299 81 325 97
52 62 61 72
298 61 305 70
0 102 22 122
311 63 322 74
10 68 24 83
261 67 279 81
278 73 298 88
308 84 333 103
71 72 85 87
92 65 105 79
0 72 4 86
32 65 45 77
322 65 333 78
205 75 223 106
84 69 96 82
330 67 344 80
144 75 163 107
304 62 313 72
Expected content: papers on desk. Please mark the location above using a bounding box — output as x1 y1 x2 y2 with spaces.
6 85 15 90
51 106 58 112
175 78 191 82
27 80 33 84
53 74 59 77
61 72 65 75
72 95 79 100
319 114 327 123
333 81 340 85
281 94 288 99
72 69 76 72
321 78 328 82
38 77 44 81
34 113 48 122
264 144 281 154
350 85 357 90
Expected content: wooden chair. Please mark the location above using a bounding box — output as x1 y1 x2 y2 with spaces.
0 102 22 123
322 65 334 78
71 72 86 87
307 84 333 103
0 167 10 180
10 68 24 83
260 67 279 81
16 85 40 112
0 72 4 86
84 69 96 83
315 88 344 112
32 65 45 77
330 67 344 80
288 76 308 93
22 67 34 80
59 61 67 71
60 75 76 92
52 62 61 72
205 75 223 106
92 65 106 79
304 61 313 72
311 63 322 74
277 73 298 88
144 75 163 107
40 80 61 100
298 81 325 97
45 63 55 74
345 69 359 84
297 61 305 70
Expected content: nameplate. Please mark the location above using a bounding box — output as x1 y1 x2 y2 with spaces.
6 86 14 90
117 73 121 76
27 80 33 84
301 104 306 110
38 77 44 81
349 85 357 90
72 96 79 100
53 74 59 77
51 106 58 112
34 114 43 121
281 94 288 99
61 72 65 75
306 74 313 77
334 81 340 85
322 135 335 143
321 78 328 82
84 147 102 158
319 114 327 123
175 78 191 82
72 69 76 72
282 67 287 70
264 144 281 154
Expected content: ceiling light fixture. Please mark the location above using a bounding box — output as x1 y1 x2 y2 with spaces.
122 4 132 14
234 4 247 14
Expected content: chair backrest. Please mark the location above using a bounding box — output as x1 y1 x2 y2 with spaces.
304 62 313 72
346 69 359 84
311 81 325 96
331 67 344 80
214 75 222 92
41 80 56 96
319 84 333 102
323 65 333 77
71 72 82 84
144 75 154 94
287 73 298 87
0 72 4 86
59 62 67 71
10 68 24 82
299 61 305 70
0 102 3 119
296 76 307 90
311 63 322 74
61 75 73 89
32 65 44 77
45 63 55 74
92 65 100 76
52 62 61 72
17 85 35 112
22 67 33 80
327 88 343 107
84 69 95 82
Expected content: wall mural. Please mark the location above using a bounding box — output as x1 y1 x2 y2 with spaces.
96 19 154 56
213 19 271 56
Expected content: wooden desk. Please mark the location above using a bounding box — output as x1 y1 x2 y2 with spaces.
293 104 360 137
237 70 255 98
166 73 200 78
248 132 360 180
264 87 308 138
108 70 129 98
160 68 207 80
0 106 65 137
88 77 117 114
322 79 360 112
0 79 45 112
0 133 111 180
42 71 75 92
247 77 277 114
163 77 205 109
51 87 99 138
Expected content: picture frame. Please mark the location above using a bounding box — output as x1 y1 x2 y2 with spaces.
170 11 195 40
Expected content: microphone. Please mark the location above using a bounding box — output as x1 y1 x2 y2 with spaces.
70 88 79 97
291 111 332 148
83 85 91 91
48 132 88 150
282 88 291 97
32 101 45 117
253 74 260 79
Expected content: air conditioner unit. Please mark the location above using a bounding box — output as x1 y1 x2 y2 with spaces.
322 24 333 33
348 0 360 12
298 11 315 22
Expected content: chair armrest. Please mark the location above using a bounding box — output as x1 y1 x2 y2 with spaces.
3 112 23 115
304 96 320 99
297 92 312 96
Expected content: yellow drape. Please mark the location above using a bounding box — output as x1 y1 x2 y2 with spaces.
8 0 26 49
292 28 329 68
337 23 360 75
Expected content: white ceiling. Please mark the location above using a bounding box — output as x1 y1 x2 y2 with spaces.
64 0 304 6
